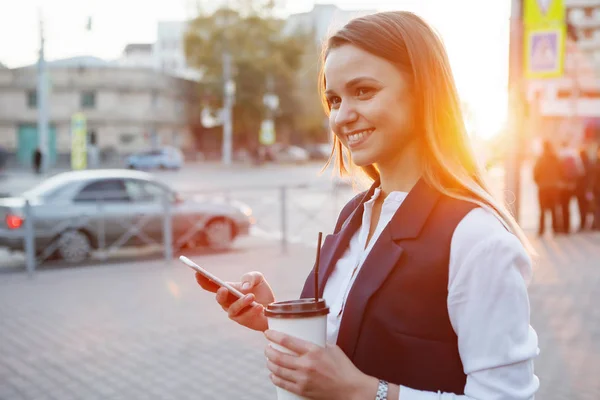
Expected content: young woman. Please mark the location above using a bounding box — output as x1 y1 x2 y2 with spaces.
196 11 539 399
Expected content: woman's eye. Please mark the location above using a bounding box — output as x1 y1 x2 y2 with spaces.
356 87 373 97
328 96 341 108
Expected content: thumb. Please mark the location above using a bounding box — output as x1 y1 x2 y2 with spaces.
240 271 264 291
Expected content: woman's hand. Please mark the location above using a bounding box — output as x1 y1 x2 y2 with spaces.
264 330 378 400
195 271 274 332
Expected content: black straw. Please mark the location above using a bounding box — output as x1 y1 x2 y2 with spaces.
315 232 322 302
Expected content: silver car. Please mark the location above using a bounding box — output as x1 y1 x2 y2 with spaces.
0 169 254 263
126 146 184 170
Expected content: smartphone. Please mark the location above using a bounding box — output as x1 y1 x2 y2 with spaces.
180 255 259 306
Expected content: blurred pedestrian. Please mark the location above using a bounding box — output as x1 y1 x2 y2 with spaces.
32 147 42 175
593 147 600 230
557 141 584 233
533 140 561 235
0 145 7 172
577 145 594 231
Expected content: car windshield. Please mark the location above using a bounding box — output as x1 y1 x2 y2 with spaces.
22 174 74 199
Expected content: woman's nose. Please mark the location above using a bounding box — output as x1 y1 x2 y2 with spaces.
334 102 359 127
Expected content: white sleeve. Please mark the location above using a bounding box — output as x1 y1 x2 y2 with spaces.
398 209 540 400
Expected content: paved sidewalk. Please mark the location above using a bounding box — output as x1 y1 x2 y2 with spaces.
0 233 599 399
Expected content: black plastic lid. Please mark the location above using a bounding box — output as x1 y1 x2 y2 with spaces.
264 299 329 319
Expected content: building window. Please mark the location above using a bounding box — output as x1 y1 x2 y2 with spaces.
27 90 37 108
584 7 594 18
120 133 136 144
568 8 584 23
583 28 594 39
81 91 96 108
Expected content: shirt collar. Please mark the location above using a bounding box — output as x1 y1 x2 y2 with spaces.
364 187 409 208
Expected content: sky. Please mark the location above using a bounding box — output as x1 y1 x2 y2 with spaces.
0 0 512 138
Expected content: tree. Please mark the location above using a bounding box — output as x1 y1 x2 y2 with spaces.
184 2 307 149
287 25 330 145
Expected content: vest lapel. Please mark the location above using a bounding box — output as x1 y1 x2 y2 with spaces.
301 181 379 299
336 178 441 358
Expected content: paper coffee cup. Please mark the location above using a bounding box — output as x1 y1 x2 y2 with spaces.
265 299 329 400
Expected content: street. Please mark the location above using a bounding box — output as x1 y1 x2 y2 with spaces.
0 230 599 399
0 162 355 269
0 161 578 270
0 163 599 399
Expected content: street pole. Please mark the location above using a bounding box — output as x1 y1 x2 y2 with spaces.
220 0 234 166
37 10 50 173
506 0 525 223
222 51 234 165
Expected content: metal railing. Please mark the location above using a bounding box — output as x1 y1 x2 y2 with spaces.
16 182 354 274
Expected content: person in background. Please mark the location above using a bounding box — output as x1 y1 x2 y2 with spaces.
557 141 585 233
577 144 594 231
0 145 7 173
533 140 561 235
32 147 42 175
593 147 600 230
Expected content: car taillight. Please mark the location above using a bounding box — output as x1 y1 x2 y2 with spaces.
5 214 24 229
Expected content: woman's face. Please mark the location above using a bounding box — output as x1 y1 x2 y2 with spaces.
324 44 415 167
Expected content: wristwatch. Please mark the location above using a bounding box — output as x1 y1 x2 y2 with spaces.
375 380 388 400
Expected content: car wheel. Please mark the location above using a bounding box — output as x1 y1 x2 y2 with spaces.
56 229 91 263
204 218 234 250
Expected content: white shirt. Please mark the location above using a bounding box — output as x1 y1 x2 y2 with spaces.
323 188 540 399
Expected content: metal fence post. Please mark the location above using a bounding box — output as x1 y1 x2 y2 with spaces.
24 199 36 276
280 186 288 253
97 196 106 259
163 190 173 262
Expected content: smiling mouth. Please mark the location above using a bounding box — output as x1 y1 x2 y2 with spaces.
346 128 374 147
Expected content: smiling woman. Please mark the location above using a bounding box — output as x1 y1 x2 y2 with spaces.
193 10 540 400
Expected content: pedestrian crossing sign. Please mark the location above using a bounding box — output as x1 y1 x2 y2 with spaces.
525 27 565 79
524 0 565 79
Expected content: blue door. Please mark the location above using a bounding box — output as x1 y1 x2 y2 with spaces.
17 124 57 167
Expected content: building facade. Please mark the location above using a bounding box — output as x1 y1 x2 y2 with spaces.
154 21 202 82
118 44 155 69
0 60 200 167
283 4 376 43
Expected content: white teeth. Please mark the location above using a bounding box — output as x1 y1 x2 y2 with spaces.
347 129 374 144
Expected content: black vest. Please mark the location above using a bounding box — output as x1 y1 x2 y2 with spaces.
300 178 476 394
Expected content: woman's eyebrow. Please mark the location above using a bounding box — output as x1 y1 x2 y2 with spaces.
325 77 382 95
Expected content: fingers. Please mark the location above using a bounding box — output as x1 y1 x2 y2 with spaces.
264 330 316 355
197 271 264 296
228 293 256 319
266 360 298 383
265 344 299 370
269 373 300 396
216 287 235 310
195 272 220 293
231 303 267 332
239 271 264 291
